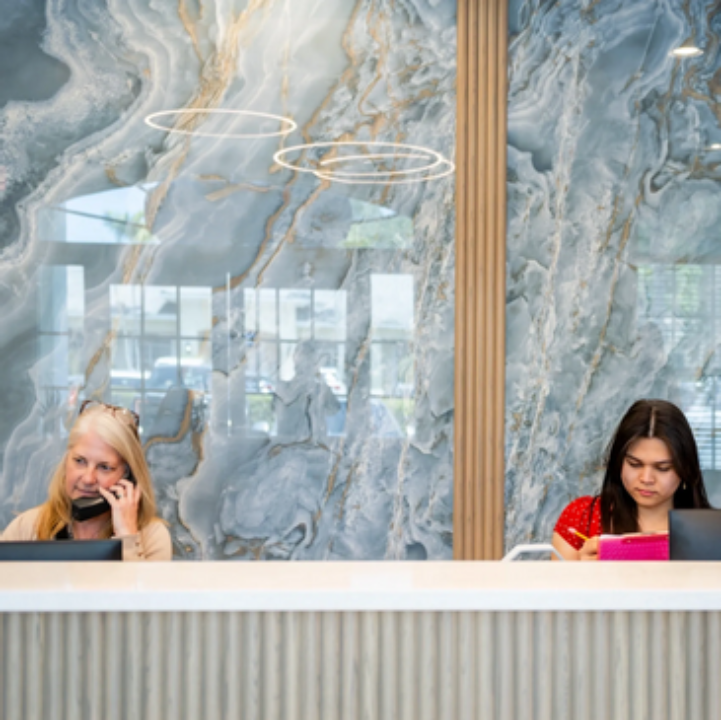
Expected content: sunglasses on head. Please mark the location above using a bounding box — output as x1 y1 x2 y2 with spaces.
78 399 140 430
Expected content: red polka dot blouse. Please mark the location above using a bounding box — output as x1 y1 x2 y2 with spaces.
553 496 602 550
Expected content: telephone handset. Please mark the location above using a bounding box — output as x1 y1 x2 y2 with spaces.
70 468 136 522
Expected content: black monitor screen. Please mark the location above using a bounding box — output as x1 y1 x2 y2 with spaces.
669 509 721 561
0 540 122 562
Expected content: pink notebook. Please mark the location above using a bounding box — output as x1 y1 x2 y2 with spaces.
598 533 669 561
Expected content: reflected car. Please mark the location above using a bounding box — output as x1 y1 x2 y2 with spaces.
110 369 148 409
110 370 146 390
133 357 211 431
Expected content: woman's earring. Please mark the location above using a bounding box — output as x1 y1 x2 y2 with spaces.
683 482 687 490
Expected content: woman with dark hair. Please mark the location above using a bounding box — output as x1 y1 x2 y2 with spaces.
552 399 712 561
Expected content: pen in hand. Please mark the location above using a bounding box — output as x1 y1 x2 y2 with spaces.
569 528 590 542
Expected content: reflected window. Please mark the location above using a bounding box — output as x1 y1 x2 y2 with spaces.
110 284 211 434
638 264 721 469
37 266 85 431
39 186 157 244
243 287 347 434
343 199 414 249
370 273 415 437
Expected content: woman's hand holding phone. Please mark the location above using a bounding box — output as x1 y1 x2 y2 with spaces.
98 478 140 537
578 536 599 561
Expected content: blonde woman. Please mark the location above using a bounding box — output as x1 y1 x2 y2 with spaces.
1 400 172 560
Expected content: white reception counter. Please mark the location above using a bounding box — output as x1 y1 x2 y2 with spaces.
1 560 721 612
2 562 720 720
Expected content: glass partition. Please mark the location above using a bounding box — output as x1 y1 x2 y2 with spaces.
506 0 721 547
0 1 456 559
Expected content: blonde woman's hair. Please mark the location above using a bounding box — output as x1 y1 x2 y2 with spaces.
35 404 159 540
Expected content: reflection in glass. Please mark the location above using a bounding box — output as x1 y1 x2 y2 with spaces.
108 283 213 436
245 288 348 389
144 286 178 337
638 264 721 471
314 290 347 341
279 341 297 382
258 289 277 340
279 289 311 341
325 398 405 438
6 0 456 560
244 290 257 336
243 346 275 394
40 186 157 244
371 343 413 397
36 266 85 436
180 287 211 339
110 284 142 336
371 274 414 339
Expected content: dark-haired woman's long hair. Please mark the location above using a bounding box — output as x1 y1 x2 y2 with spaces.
600 399 711 534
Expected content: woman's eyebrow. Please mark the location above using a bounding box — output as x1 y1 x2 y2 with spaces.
626 453 673 464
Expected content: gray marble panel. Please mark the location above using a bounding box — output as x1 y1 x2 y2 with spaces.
0 0 456 559
506 0 721 549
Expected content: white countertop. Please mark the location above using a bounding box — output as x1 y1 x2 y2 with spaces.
1 561 721 612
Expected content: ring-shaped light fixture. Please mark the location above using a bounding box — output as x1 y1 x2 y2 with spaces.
144 109 297 139
313 159 455 185
670 45 703 58
273 141 454 184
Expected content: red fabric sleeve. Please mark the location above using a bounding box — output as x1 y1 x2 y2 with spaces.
553 496 602 550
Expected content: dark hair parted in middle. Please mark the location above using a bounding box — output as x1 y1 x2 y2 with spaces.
600 399 711 534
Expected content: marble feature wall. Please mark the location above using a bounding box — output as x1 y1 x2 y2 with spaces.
506 0 721 548
0 0 456 559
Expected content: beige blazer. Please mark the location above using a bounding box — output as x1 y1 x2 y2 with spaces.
0 505 172 561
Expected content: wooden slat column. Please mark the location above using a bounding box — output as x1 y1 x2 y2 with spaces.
454 0 508 559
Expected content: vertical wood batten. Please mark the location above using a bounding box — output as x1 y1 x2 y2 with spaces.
494 0 509 560
471 0 485 561
454 0 470 561
480 0 493 561
454 0 508 559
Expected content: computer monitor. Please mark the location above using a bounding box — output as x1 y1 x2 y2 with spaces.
0 540 122 561
669 509 721 561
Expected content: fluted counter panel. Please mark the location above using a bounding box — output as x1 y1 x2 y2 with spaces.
2 609 720 720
